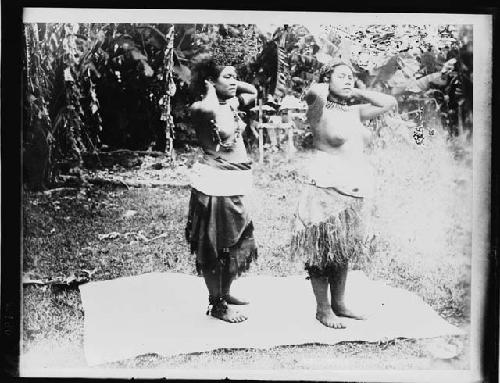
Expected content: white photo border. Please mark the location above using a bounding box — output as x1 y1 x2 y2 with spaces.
20 8 494 382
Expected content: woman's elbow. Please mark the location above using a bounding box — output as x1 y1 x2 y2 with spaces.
249 84 258 96
385 96 397 111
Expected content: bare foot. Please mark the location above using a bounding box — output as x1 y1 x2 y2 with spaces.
316 306 345 329
225 294 249 305
332 302 366 320
210 303 248 323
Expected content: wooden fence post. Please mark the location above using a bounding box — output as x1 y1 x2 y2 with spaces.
287 109 294 159
258 98 264 163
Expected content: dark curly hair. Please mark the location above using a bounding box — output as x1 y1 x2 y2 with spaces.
318 61 355 83
189 54 226 101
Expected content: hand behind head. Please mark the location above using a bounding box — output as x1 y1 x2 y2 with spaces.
205 80 217 97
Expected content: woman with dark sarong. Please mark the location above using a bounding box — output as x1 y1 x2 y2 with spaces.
185 56 258 323
291 62 397 328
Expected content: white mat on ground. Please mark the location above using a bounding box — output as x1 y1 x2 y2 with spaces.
79 271 463 366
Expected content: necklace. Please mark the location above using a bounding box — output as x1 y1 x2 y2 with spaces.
325 101 351 112
210 100 243 152
325 94 353 112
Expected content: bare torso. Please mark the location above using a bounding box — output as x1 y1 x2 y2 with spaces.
313 106 371 158
191 97 249 163
306 83 371 163
304 83 373 196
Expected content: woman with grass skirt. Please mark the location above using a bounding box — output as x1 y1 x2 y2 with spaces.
291 62 397 328
185 55 258 323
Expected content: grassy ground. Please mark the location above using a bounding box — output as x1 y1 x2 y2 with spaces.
21 125 472 373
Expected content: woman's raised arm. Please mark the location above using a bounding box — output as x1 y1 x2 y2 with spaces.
304 83 329 124
190 80 219 117
352 89 397 121
236 80 258 106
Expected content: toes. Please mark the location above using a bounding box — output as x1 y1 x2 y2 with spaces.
324 320 335 328
317 315 345 328
332 321 343 329
316 312 346 329
227 312 247 323
334 319 345 328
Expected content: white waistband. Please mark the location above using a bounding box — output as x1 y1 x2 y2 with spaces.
307 151 374 198
189 162 253 196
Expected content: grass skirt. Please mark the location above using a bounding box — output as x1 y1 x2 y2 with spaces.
290 184 367 277
185 188 258 276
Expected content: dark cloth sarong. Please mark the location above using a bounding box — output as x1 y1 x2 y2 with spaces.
185 189 257 276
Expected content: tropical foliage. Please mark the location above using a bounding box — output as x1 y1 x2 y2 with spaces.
23 22 473 187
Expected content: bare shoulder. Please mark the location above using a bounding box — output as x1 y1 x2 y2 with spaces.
190 100 216 115
190 101 217 123
351 103 370 118
227 96 239 110
350 103 365 112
